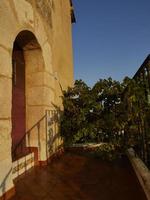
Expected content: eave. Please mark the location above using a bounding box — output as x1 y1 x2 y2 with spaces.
70 0 76 23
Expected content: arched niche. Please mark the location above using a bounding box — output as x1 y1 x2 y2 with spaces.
12 30 46 156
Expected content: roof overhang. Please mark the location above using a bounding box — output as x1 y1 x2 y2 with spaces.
70 0 76 23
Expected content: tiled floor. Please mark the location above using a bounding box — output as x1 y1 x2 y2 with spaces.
10 152 147 200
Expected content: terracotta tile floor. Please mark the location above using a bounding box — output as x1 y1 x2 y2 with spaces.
10 152 147 200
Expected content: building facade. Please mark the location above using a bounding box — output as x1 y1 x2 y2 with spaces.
0 0 75 199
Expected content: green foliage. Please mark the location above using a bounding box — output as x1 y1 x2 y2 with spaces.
122 77 150 165
91 143 123 161
60 76 150 164
61 78 126 145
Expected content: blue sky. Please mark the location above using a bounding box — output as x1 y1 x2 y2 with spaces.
72 0 150 86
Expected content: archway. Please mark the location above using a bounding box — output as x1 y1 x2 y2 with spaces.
12 38 25 149
11 30 45 160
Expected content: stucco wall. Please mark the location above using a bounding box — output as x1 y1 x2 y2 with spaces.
0 0 74 198
52 0 74 106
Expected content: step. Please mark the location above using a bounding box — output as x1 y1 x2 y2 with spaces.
12 152 35 180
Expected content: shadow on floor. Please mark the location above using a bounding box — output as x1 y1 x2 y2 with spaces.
10 152 147 200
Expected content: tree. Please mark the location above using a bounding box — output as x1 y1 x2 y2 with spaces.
61 78 126 145
60 76 150 166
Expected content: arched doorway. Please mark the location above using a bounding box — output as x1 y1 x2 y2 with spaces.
12 36 26 150
11 30 45 160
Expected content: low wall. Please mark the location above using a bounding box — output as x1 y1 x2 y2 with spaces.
65 143 105 152
127 148 150 200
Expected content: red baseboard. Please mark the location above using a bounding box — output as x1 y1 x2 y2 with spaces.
0 187 15 200
39 148 64 166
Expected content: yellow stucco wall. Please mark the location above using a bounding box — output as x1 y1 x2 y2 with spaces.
0 0 74 198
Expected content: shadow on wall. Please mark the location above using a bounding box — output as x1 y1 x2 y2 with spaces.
12 115 46 161
12 108 63 163
46 108 63 159
0 168 12 200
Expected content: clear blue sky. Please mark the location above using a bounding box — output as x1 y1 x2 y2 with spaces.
72 0 150 86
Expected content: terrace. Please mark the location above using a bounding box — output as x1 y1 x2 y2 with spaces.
10 151 146 200
8 55 150 200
